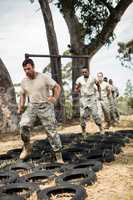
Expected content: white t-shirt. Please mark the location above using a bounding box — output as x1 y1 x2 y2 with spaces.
76 75 96 96
20 73 56 103
100 81 110 98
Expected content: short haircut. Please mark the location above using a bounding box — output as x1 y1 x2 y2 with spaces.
97 72 103 77
109 79 113 83
22 59 35 67
81 66 89 70
103 77 108 82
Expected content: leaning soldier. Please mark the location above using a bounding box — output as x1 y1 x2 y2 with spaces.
18 58 64 163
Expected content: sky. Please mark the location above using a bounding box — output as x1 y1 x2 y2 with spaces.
0 0 133 95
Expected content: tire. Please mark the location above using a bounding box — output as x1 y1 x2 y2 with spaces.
7 149 21 159
36 163 64 172
60 133 82 144
62 149 78 163
0 193 25 200
25 170 55 183
10 161 32 171
55 168 96 186
0 154 12 160
37 184 87 200
2 182 39 199
102 149 115 162
71 160 103 172
0 171 18 185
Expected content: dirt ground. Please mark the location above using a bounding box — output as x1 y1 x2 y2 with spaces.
0 115 133 200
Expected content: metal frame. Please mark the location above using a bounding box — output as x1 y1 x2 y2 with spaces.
25 53 90 59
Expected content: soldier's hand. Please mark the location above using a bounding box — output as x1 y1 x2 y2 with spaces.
47 96 57 104
17 106 24 115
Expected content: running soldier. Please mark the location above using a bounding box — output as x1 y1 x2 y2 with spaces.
18 58 64 163
75 66 104 136
97 72 111 129
109 79 120 123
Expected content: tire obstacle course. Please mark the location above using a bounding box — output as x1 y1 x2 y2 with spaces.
0 130 133 199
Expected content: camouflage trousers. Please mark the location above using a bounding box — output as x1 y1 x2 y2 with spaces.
80 95 102 129
19 102 62 152
108 97 117 123
112 98 120 121
99 97 111 124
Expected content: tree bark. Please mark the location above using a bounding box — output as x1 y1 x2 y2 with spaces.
0 58 18 133
61 4 90 118
39 0 65 122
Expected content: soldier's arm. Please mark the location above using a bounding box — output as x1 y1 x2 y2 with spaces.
107 85 111 97
115 88 119 97
74 83 81 93
48 83 61 103
18 93 26 114
95 79 101 99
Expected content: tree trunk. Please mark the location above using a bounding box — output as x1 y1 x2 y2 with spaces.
61 7 90 118
39 0 65 122
0 58 18 133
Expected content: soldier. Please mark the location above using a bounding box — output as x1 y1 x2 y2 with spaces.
75 66 104 136
18 58 64 163
109 79 120 123
97 72 111 129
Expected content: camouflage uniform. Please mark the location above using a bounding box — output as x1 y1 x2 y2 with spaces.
108 84 117 124
111 85 120 122
19 73 62 153
76 76 102 131
98 81 111 125
20 102 62 152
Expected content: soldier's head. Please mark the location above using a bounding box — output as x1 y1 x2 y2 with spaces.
81 66 89 78
109 79 113 85
97 72 103 82
103 77 108 82
22 59 36 79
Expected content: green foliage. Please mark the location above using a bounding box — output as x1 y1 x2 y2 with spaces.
127 97 133 109
124 80 133 97
117 42 133 70
118 80 133 114
55 0 116 45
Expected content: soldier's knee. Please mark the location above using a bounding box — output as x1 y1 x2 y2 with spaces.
20 126 30 143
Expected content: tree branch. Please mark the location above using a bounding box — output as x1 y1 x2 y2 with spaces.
86 0 133 58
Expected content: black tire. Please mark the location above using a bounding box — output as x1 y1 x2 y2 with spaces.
25 170 55 183
0 171 18 186
102 149 115 162
37 184 87 200
60 133 82 144
2 182 39 199
0 154 12 160
7 149 21 159
10 161 32 171
71 160 103 172
55 168 96 186
36 163 64 172
62 149 78 162
0 193 25 200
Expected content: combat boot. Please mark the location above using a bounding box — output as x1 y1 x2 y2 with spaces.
104 122 111 129
99 125 105 135
81 126 86 134
19 143 32 160
81 126 88 140
55 151 64 164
